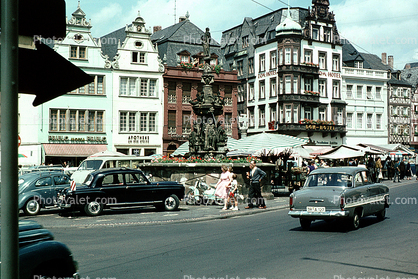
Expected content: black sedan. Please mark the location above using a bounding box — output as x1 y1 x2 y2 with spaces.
56 168 185 216
18 171 71 215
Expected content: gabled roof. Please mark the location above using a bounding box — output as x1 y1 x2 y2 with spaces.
100 26 127 61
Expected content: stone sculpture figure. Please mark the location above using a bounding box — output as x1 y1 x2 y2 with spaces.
201 27 211 58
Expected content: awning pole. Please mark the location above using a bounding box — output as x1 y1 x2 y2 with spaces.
1 0 20 278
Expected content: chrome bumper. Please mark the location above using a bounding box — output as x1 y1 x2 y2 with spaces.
288 209 350 218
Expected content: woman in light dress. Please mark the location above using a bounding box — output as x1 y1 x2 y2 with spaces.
215 165 231 210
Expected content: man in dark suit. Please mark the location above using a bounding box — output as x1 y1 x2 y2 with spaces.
246 160 267 209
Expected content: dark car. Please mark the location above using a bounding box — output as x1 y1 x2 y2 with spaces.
0 220 79 279
18 171 71 215
56 167 185 216
289 167 389 230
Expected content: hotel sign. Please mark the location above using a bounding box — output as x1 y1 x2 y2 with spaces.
258 69 277 79
306 124 335 131
319 71 342 79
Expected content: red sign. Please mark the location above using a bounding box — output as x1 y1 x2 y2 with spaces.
18 135 21 147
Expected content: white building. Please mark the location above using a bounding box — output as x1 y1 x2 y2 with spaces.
342 67 389 145
102 12 165 156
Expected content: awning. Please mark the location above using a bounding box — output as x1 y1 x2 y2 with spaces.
43 144 107 157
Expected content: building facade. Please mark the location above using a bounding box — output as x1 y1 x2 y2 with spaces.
151 15 239 156
222 1 347 146
401 66 418 149
101 13 164 156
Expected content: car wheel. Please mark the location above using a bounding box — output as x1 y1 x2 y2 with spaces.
24 199 41 216
350 211 360 230
84 201 103 216
163 194 180 211
300 218 311 230
376 208 386 221
185 190 197 205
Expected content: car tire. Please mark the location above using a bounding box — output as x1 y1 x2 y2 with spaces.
24 199 41 216
300 218 311 230
350 211 361 230
376 208 386 221
84 201 104 216
163 194 180 211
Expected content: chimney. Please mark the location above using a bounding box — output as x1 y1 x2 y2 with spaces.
382 53 387 65
153 26 162 33
388 55 394 69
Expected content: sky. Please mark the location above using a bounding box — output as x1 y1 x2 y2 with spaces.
66 0 418 70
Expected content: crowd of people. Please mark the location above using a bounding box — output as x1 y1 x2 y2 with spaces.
302 156 416 183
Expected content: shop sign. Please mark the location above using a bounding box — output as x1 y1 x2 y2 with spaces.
128 135 149 144
305 124 335 131
319 71 341 79
315 140 339 145
48 135 107 143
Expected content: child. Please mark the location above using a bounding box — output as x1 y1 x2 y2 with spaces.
227 173 239 210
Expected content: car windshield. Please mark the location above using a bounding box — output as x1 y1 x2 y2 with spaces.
77 160 103 171
305 173 353 187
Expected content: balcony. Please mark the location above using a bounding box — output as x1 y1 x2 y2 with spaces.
276 122 346 137
277 63 319 75
278 93 320 104
168 127 176 134
168 94 176 103
343 67 388 79
389 134 410 144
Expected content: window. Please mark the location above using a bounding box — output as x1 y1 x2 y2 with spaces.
332 55 340 71
324 28 331 42
270 78 277 97
180 55 190 63
120 77 137 96
259 80 265 99
304 107 312 119
270 106 277 122
347 113 353 128
249 83 255 100
293 48 298 65
293 105 299 124
120 111 157 133
337 108 343 125
319 79 327 97
132 52 146 63
293 77 298 94
312 27 319 40
319 52 327 69
259 106 266 126
50 109 104 132
356 113 363 129
319 108 326 121
285 48 291 65
242 36 249 48
346 85 353 99
376 114 382 129
71 75 105 95
279 77 283 95
333 80 340 98
285 105 292 123
120 77 157 97
248 58 254 74
354 61 363 68
237 60 243 76
270 51 277 69
356 85 363 99
376 87 382 100
70 46 87 59
249 109 255 127
304 78 313 92
279 49 283 65
367 86 373 99
304 49 312 63
285 76 291 94
260 54 266 72
367 114 373 129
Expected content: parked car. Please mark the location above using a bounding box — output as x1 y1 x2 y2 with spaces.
57 167 185 216
0 220 79 279
18 171 71 215
288 167 389 230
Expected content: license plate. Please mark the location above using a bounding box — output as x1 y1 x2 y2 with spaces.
307 206 326 213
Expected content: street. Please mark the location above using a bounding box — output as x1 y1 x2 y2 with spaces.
25 181 418 279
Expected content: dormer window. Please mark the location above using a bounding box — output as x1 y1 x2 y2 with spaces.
354 61 363 68
132 52 146 64
181 55 190 63
74 34 83 42
312 27 319 40
134 41 143 49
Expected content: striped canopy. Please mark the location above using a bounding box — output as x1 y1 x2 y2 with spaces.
231 132 308 154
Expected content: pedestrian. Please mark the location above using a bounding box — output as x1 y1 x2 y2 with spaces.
227 173 239 211
215 165 231 210
306 161 316 174
406 160 412 180
399 158 406 180
375 157 383 183
393 159 401 183
245 160 267 209
367 157 376 181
